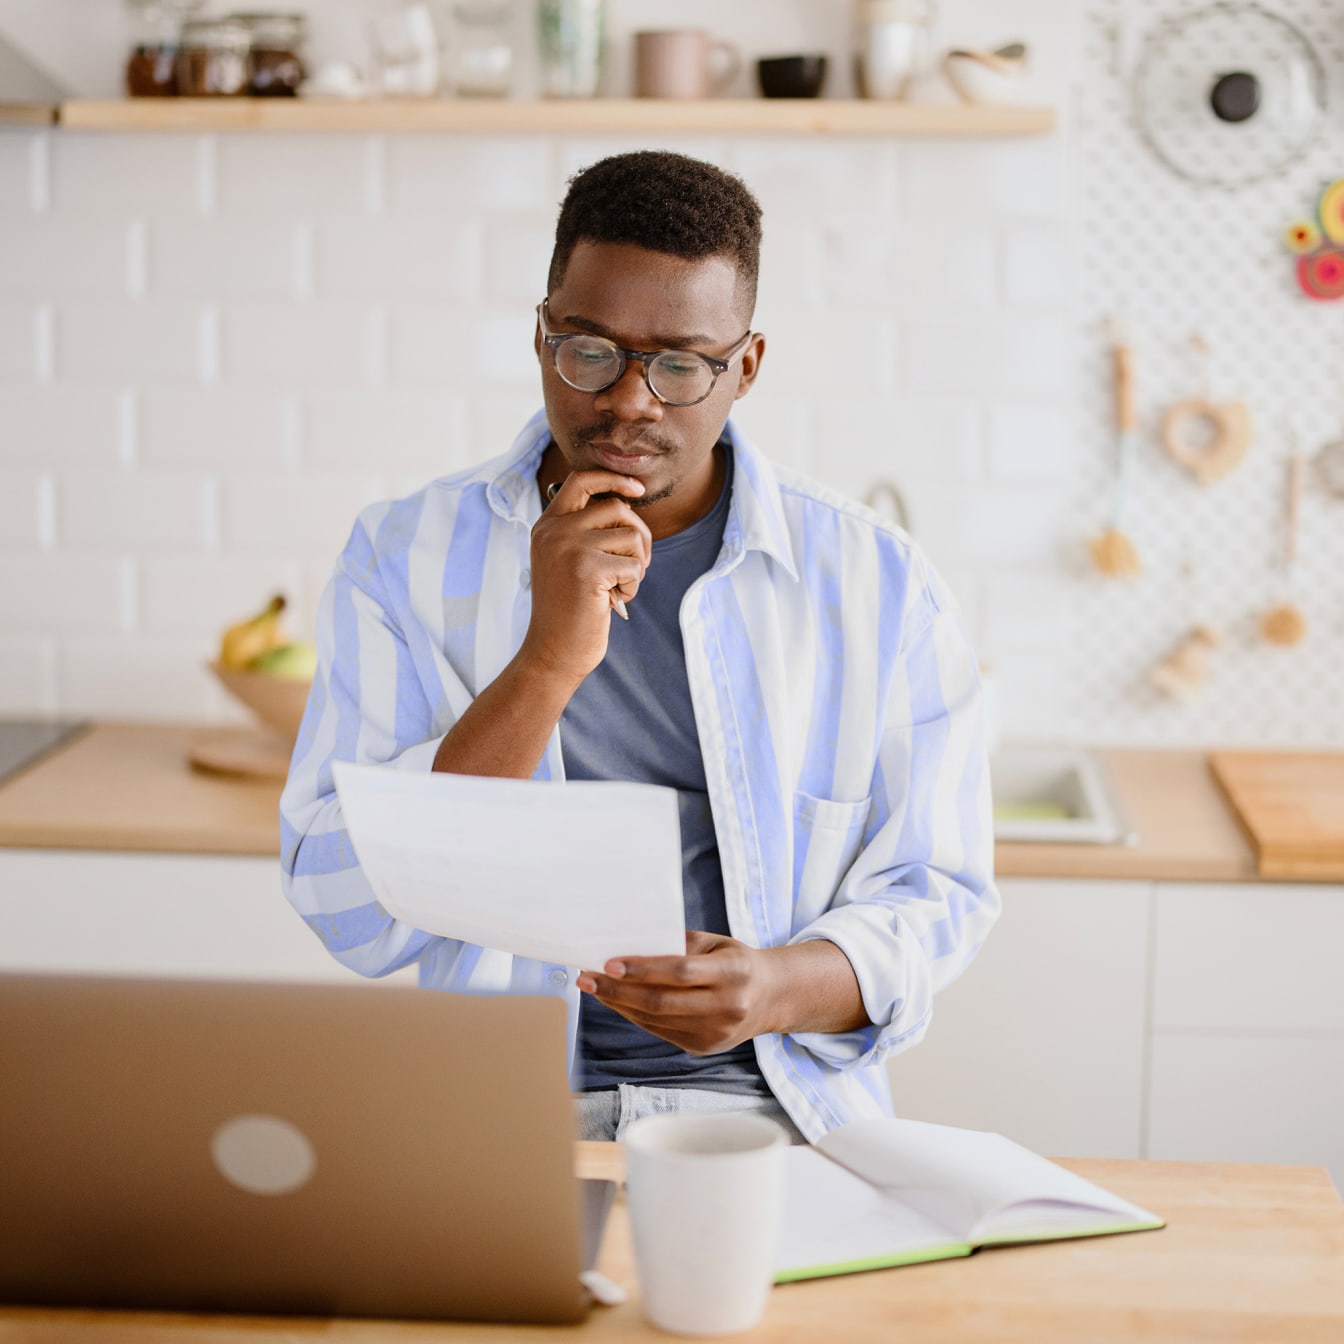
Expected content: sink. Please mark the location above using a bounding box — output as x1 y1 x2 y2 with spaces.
990 746 1132 845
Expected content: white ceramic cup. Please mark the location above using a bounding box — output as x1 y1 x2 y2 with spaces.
624 1112 788 1336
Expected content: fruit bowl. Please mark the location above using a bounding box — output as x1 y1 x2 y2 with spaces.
208 661 312 742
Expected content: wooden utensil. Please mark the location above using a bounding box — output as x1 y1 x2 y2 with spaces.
1089 324 1142 577
1161 336 1252 486
1260 445 1307 646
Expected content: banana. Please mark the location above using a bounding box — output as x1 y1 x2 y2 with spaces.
218 594 288 670
250 641 317 681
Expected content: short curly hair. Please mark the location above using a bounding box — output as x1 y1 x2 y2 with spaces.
547 151 762 316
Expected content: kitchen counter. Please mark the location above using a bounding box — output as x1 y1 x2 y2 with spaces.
0 723 1263 881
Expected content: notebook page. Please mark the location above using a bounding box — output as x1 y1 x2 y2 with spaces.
815 1118 1157 1241
775 1147 969 1281
332 762 686 969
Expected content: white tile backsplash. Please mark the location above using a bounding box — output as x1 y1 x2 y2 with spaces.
138 387 294 469
0 133 36 212
56 470 214 551
0 113 1089 733
49 134 199 215
0 219 131 298
0 554 128 634
304 388 471 472
314 218 484 303
56 303 203 382
0 471 45 547
220 472 387 555
213 135 373 217
0 636 56 714
0 302 37 379
148 220 300 300
218 304 378 386
1 387 123 464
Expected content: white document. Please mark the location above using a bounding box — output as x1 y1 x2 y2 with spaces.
332 761 686 970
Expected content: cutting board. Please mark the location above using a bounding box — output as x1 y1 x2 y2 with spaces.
1207 751 1344 880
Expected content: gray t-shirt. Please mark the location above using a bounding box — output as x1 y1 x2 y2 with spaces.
561 448 769 1095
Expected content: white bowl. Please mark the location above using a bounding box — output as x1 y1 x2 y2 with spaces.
943 49 1032 106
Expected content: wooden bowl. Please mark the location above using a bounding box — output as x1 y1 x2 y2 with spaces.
208 661 311 741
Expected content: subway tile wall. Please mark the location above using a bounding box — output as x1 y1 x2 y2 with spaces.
0 128 1077 732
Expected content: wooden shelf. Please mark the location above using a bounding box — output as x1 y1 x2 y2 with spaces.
0 102 58 126
57 97 1054 135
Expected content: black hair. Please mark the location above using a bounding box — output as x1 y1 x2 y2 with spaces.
547 150 762 315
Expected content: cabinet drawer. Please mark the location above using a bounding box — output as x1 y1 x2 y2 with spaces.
1153 883 1344 1033
1148 1035 1344 1192
887 878 1149 1159
0 849 414 984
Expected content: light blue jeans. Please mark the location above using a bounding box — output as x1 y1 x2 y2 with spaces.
574 1084 807 1145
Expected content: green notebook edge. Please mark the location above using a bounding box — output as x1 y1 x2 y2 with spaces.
775 1241 972 1284
774 1215 1167 1284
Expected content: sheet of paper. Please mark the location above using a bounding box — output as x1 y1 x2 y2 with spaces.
332 761 686 970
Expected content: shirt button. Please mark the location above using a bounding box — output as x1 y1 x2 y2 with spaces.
519 568 531 589
549 969 568 987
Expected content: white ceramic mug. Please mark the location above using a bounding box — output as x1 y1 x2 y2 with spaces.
624 1112 788 1336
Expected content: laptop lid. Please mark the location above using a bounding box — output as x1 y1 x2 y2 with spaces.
0 973 591 1324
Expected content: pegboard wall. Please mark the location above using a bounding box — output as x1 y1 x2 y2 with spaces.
1072 0 1344 746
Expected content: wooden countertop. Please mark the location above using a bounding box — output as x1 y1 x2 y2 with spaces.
0 723 1263 882
2 1147 1341 1342
0 723 280 857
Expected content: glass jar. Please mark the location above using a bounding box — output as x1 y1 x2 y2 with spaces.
231 12 308 96
124 0 203 97
449 1 514 98
176 18 252 96
537 0 605 98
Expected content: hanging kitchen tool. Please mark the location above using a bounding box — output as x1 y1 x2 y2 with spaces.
1316 436 1344 498
1133 3 1325 188
1150 558 1221 701
1284 178 1344 301
1260 430 1308 646
1162 334 1253 486
1089 318 1142 578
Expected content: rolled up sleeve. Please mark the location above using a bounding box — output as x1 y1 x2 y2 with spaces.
279 513 463 980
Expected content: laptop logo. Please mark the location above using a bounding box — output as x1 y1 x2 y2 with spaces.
211 1114 317 1196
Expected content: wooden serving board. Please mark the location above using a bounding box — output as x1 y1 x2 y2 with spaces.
1207 751 1344 880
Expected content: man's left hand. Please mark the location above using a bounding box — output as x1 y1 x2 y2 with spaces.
576 930 781 1056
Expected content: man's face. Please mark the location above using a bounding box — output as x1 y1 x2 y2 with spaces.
537 240 764 536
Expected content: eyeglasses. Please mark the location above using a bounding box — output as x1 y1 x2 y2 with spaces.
537 300 752 407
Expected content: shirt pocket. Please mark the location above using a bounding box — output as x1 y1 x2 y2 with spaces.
792 792 873 932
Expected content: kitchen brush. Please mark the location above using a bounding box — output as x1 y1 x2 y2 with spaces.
1089 319 1142 578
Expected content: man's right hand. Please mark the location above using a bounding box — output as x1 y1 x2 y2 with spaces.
521 471 653 685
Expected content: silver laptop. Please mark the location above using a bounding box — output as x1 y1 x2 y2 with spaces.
0 973 610 1324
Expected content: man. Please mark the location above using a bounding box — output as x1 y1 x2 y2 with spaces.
280 151 998 1144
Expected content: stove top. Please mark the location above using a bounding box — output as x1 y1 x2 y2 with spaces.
0 719 87 787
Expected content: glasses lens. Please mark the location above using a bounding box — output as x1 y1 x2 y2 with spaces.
554 335 623 391
647 351 714 405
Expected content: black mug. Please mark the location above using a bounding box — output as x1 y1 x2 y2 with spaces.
756 54 827 99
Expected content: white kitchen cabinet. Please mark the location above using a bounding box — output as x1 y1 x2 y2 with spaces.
0 849 414 985
1148 882 1344 1192
885 878 1151 1160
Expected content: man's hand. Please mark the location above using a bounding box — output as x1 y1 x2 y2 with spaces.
522 470 652 685
576 931 871 1056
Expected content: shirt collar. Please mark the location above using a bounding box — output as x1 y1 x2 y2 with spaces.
482 410 799 582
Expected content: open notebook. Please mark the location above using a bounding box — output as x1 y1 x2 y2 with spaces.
776 1117 1164 1282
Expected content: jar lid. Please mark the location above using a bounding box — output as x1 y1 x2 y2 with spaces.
229 11 307 43
180 17 252 47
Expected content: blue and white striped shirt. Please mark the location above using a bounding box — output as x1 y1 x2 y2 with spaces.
279 411 1000 1142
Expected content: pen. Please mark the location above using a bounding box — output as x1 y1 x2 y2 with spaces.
546 481 630 620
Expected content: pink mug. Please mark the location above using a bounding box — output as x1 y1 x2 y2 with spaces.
634 30 741 99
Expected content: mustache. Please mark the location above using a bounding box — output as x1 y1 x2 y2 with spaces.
573 421 676 456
